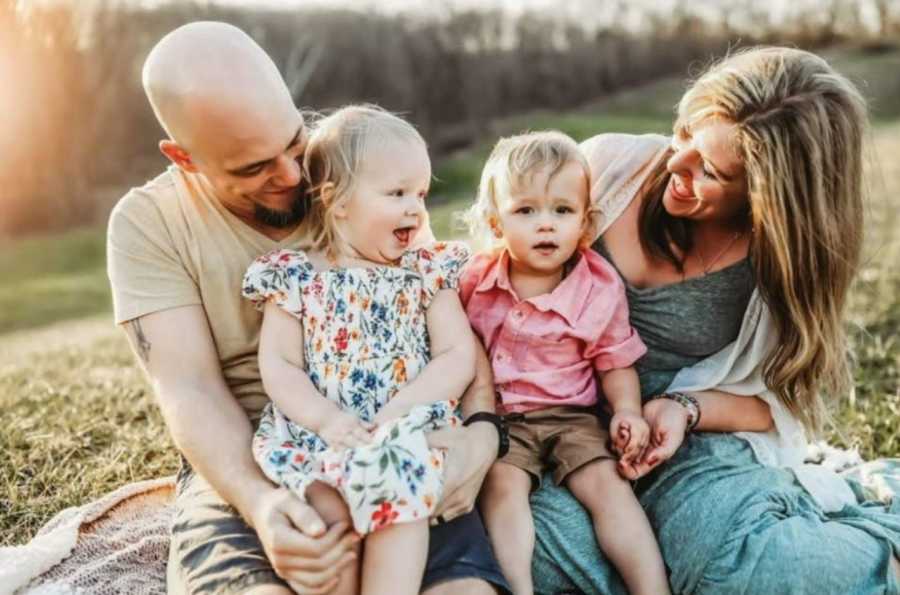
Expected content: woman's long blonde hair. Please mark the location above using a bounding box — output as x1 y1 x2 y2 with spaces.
675 47 868 434
298 104 427 258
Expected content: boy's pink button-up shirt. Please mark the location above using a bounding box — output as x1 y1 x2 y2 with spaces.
460 249 647 414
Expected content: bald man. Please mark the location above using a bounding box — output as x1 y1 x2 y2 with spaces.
107 22 509 595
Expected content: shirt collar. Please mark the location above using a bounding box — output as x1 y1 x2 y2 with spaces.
473 249 516 295
530 250 593 326
473 248 593 327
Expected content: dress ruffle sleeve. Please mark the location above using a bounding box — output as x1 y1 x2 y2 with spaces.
404 241 471 307
241 249 312 318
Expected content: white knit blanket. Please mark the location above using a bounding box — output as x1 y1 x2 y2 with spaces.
6 448 897 595
1 477 175 595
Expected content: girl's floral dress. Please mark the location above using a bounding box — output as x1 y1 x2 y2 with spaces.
242 242 470 534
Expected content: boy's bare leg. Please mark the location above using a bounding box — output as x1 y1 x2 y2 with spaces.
891 555 900 583
479 462 535 595
306 482 361 595
566 459 671 595
361 519 429 595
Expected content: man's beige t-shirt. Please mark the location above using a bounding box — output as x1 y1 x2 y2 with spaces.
107 165 306 418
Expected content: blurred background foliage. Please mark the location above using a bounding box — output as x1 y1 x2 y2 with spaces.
1 0 899 236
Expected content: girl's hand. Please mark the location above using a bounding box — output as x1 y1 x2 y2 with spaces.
319 412 374 451
372 399 415 427
610 409 650 463
618 398 690 480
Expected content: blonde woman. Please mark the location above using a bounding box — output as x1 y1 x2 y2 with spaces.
530 47 900 593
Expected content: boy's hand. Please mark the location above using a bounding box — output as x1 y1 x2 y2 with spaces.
319 412 373 451
610 410 650 464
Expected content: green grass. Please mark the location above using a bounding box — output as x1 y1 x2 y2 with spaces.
0 317 175 545
832 119 900 458
2 48 900 546
826 45 900 121
0 227 111 334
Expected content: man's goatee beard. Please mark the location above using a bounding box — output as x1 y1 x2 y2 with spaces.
254 193 310 228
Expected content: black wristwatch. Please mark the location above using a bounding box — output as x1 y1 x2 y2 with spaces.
463 412 510 459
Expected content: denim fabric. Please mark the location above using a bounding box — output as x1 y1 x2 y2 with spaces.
531 434 900 595
424 509 511 594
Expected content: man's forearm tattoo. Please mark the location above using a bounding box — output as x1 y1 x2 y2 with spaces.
130 318 152 364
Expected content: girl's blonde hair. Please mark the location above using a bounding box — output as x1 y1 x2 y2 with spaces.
299 104 427 257
674 47 868 434
464 130 593 251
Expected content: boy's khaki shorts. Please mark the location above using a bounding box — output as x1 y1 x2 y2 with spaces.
501 405 615 488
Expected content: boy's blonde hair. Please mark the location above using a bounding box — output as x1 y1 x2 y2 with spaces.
299 104 427 257
464 130 593 251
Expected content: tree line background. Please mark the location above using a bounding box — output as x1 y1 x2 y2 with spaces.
1 0 899 236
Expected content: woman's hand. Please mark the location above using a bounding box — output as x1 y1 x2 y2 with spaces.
319 412 373 451
618 398 690 480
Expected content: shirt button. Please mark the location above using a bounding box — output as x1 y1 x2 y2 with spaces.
514 310 524 319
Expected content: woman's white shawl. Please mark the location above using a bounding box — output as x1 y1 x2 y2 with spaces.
582 133 858 512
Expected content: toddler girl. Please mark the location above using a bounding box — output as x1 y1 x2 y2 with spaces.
242 105 474 595
460 131 670 595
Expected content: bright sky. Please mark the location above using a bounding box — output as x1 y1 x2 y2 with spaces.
19 0 887 33
131 0 884 35
146 0 559 11
23 0 803 15
127 0 838 16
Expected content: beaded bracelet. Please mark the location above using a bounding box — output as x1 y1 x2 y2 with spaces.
650 391 701 431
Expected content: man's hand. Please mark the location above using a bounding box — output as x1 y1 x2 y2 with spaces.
250 487 359 594
427 422 498 521
319 412 374 451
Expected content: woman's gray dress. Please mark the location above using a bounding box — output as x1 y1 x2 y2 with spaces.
529 241 900 594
